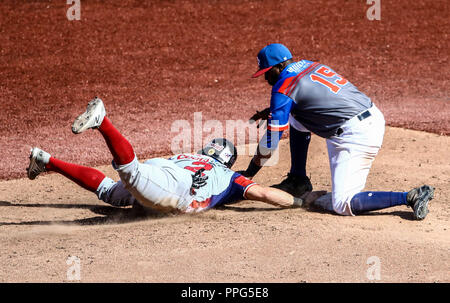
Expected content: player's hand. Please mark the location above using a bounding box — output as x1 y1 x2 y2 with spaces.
249 107 271 129
302 191 328 207
191 168 208 189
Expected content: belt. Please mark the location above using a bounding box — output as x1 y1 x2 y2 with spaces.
356 109 371 121
336 108 372 136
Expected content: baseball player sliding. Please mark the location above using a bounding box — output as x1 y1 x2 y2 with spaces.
240 43 435 220
27 98 323 213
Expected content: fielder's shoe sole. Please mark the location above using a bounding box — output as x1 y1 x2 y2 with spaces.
72 97 106 134
407 185 435 220
27 147 50 180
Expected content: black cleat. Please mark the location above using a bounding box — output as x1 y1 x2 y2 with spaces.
271 173 313 198
407 185 435 220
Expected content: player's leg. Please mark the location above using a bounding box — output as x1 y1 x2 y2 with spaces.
27 147 105 191
289 126 311 178
330 146 411 215
349 185 434 220
71 98 192 212
27 147 135 207
314 141 434 219
342 106 434 219
318 105 434 219
271 119 312 197
323 105 387 215
72 97 134 165
117 158 193 212
325 138 376 215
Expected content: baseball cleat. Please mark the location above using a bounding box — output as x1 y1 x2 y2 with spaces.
270 173 313 198
72 97 106 134
407 185 435 220
27 147 51 180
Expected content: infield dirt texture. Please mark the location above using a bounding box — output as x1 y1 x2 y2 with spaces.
0 0 448 282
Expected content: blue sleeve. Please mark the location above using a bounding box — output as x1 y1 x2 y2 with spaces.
259 93 293 150
211 173 256 206
268 92 293 131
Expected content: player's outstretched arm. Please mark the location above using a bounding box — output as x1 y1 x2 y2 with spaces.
244 184 322 208
245 184 296 207
245 184 327 208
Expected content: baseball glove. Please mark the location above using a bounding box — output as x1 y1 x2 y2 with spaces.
249 107 271 129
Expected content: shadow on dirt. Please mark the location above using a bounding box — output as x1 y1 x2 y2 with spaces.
216 205 285 212
0 200 170 226
0 200 417 226
306 204 416 220
219 203 416 220
357 210 416 221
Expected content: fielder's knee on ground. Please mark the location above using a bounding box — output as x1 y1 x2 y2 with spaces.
313 192 355 216
332 193 355 216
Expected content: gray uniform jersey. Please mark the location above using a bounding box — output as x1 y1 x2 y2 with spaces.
273 61 372 138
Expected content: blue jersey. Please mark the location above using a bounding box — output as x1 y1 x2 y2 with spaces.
168 153 256 213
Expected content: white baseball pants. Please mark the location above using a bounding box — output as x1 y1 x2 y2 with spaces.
95 157 193 212
291 104 385 215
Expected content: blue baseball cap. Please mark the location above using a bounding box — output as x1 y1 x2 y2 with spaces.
252 43 292 78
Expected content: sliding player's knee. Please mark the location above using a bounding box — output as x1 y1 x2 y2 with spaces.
96 178 136 207
96 177 116 202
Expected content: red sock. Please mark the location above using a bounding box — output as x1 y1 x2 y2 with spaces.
98 117 135 165
46 157 105 193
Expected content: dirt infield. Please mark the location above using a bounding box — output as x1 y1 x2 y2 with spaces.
0 0 449 282
1 128 449 282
